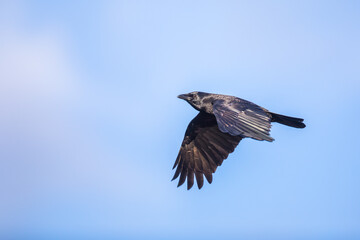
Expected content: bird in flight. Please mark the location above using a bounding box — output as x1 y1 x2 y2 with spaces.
172 91 305 190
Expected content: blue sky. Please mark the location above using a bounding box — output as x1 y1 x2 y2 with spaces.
0 1 360 239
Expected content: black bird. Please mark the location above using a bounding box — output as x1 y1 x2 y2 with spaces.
172 91 305 190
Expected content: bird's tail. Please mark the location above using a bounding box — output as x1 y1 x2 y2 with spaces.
270 112 306 128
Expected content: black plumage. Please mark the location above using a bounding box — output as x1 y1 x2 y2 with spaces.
173 91 306 190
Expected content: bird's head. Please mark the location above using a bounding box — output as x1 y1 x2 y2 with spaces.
178 91 208 111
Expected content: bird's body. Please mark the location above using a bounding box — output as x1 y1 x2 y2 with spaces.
173 91 305 190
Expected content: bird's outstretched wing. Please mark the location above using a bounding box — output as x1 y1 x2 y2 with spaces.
212 99 274 142
172 112 242 190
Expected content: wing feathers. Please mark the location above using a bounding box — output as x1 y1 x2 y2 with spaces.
172 152 181 169
195 171 204 189
178 165 187 187
213 99 274 142
172 112 242 189
187 168 194 190
171 154 182 181
204 173 213 184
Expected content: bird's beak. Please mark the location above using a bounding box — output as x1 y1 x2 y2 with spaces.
177 94 192 101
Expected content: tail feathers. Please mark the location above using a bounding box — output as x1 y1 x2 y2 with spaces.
270 112 306 128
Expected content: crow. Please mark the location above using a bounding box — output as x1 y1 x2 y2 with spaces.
172 91 305 190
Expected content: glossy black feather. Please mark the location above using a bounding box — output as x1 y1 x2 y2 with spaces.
270 112 306 128
212 99 274 142
172 112 242 189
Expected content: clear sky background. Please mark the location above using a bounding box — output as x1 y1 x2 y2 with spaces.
1 1 360 239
